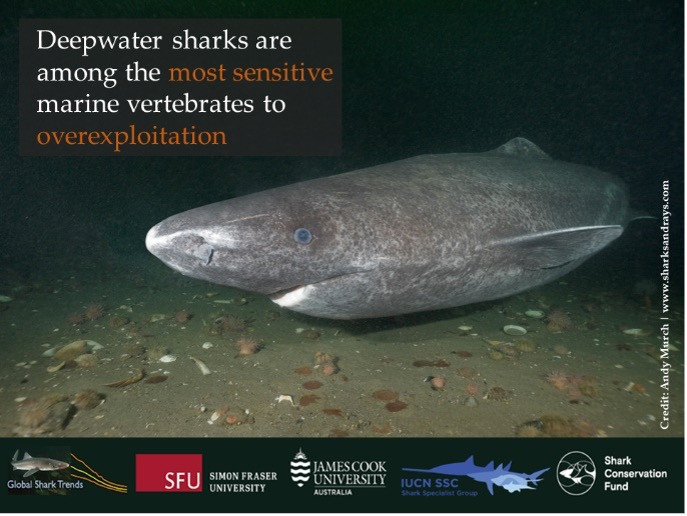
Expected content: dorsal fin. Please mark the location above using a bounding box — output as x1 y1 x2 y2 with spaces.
489 137 551 160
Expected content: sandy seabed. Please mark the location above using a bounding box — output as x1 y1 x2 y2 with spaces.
0 262 682 439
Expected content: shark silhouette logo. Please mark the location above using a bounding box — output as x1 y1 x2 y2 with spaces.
556 451 596 495
11 450 69 478
290 449 311 487
403 456 549 495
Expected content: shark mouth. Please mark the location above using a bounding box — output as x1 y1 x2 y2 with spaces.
268 268 374 308
269 284 305 301
269 284 310 308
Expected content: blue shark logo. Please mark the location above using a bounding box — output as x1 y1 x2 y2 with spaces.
403 456 549 495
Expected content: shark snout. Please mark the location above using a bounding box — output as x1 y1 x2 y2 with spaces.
144 223 164 256
146 222 220 271
145 215 266 290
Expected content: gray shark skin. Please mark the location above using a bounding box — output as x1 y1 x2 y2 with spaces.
146 138 633 319
11 450 70 478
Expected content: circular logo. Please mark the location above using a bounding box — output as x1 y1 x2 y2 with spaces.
556 451 596 495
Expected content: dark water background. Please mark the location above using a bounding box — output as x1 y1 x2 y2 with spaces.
0 1 682 300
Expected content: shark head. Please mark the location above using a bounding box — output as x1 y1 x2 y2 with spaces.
146 183 384 317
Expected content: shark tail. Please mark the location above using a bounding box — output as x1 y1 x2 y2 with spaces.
528 467 550 484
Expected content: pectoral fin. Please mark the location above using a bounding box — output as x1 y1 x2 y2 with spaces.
23 469 38 478
491 225 624 270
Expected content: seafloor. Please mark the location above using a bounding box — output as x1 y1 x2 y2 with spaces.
0 258 682 439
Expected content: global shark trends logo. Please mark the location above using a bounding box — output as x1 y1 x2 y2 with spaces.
8 449 127 494
290 449 311 487
402 456 549 496
11 450 69 478
556 451 596 495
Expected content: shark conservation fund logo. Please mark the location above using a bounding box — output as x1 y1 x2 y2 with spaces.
135 454 203 492
289 449 386 496
556 451 596 496
402 456 549 497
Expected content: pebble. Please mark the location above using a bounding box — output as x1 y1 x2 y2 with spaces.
503 325 527 336
0 295 12 302
458 325 473 331
159 354 177 363
86 340 104 351
14 397 27 403
525 309 544 318
201 342 214 349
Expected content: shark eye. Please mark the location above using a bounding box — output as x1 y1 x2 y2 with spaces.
293 228 313 245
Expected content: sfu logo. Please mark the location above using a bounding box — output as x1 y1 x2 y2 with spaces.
135 454 203 492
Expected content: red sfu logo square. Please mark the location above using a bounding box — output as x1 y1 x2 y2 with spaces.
135 454 203 492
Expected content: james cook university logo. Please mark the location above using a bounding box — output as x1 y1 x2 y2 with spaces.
290 449 311 487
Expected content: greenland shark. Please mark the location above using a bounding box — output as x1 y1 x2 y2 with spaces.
146 137 638 319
